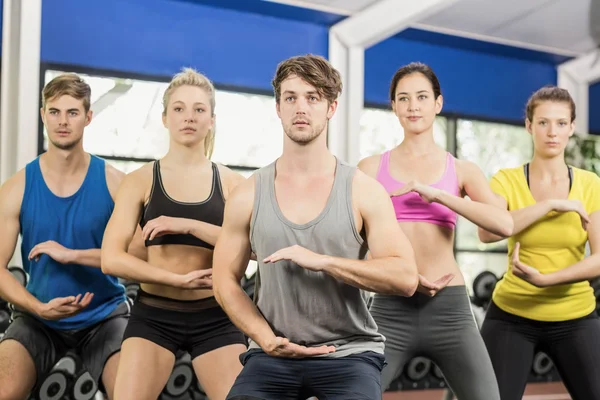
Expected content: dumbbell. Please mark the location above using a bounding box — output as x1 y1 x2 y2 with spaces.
405 356 432 382
124 282 140 302
0 304 10 334
36 354 98 400
162 353 195 399
531 352 554 376
472 271 498 307
9 266 28 287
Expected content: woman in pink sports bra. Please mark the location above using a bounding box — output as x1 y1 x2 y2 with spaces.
358 62 513 399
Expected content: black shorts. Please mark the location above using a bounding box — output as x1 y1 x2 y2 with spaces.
0 300 129 387
122 289 247 359
227 349 385 400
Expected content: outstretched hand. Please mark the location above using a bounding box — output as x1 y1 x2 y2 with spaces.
417 273 455 297
262 336 336 358
390 181 442 203
36 293 94 320
263 245 327 272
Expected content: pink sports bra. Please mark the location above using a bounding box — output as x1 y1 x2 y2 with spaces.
376 150 460 230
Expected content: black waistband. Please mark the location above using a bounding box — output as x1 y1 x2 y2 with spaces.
136 288 220 312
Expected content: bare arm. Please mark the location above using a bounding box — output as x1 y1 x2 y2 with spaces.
101 168 186 286
437 160 513 237
0 171 45 314
478 197 557 243
212 178 275 346
317 171 419 296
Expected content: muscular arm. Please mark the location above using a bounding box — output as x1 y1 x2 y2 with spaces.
438 160 513 237
100 169 182 285
319 171 419 296
478 198 554 243
213 178 275 347
0 171 45 314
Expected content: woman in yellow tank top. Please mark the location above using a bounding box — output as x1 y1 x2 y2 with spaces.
479 86 600 400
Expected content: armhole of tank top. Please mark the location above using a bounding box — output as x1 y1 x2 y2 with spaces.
96 157 113 204
345 167 365 247
20 163 34 224
249 171 262 248
212 163 226 202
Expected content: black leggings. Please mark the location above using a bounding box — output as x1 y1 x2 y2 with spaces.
481 301 600 400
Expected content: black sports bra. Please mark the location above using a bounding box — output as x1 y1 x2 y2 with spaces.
524 163 573 190
140 160 225 249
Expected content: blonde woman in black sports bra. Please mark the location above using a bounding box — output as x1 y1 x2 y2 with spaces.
101 68 247 400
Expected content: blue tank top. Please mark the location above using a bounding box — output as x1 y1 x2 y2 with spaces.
19 155 125 330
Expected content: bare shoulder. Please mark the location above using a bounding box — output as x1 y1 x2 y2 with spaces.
215 163 247 200
352 168 389 207
0 168 26 215
104 162 125 198
112 162 154 201
454 158 485 176
455 158 485 184
356 154 382 178
222 174 256 225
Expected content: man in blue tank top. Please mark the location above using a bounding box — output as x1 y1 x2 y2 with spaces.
0 73 144 399
213 55 420 400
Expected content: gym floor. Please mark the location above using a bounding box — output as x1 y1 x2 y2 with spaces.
383 382 571 399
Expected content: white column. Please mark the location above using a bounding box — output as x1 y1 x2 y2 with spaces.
1 0 42 184
328 0 460 165
557 49 600 135
1 0 42 268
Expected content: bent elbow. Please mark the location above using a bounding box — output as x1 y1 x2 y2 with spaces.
100 251 119 276
498 215 514 238
390 266 419 297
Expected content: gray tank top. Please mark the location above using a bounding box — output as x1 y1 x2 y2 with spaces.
248 158 385 357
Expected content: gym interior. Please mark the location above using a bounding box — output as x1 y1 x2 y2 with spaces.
1 0 599 399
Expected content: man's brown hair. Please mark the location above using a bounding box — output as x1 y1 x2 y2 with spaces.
42 73 92 112
271 54 342 104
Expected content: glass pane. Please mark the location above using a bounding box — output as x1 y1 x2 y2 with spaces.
42 70 282 169
105 159 148 174
455 120 533 251
359 108 447 159
456 251 508 297
211 92 282 168
43 70 170 160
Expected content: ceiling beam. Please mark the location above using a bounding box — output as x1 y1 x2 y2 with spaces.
330 0 461 49
327 0 458 164
558 49 600 135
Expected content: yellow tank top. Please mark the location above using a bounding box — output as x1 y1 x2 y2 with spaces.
490 166 600 322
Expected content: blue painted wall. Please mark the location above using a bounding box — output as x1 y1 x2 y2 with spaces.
32 0 594 128
365 37 556 123
590 82 600 134
40 0 328 92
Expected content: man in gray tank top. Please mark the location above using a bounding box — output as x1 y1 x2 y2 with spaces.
213 54 419 400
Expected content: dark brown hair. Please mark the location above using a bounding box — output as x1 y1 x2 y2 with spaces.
525 85 576 122
42 73 91 112
272 54 342 104
389 62 442 102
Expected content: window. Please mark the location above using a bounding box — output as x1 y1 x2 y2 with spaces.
455 119 532 252
359 108 447 159
41 69 283 173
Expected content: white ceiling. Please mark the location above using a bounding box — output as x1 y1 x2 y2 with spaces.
266 0 596 57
